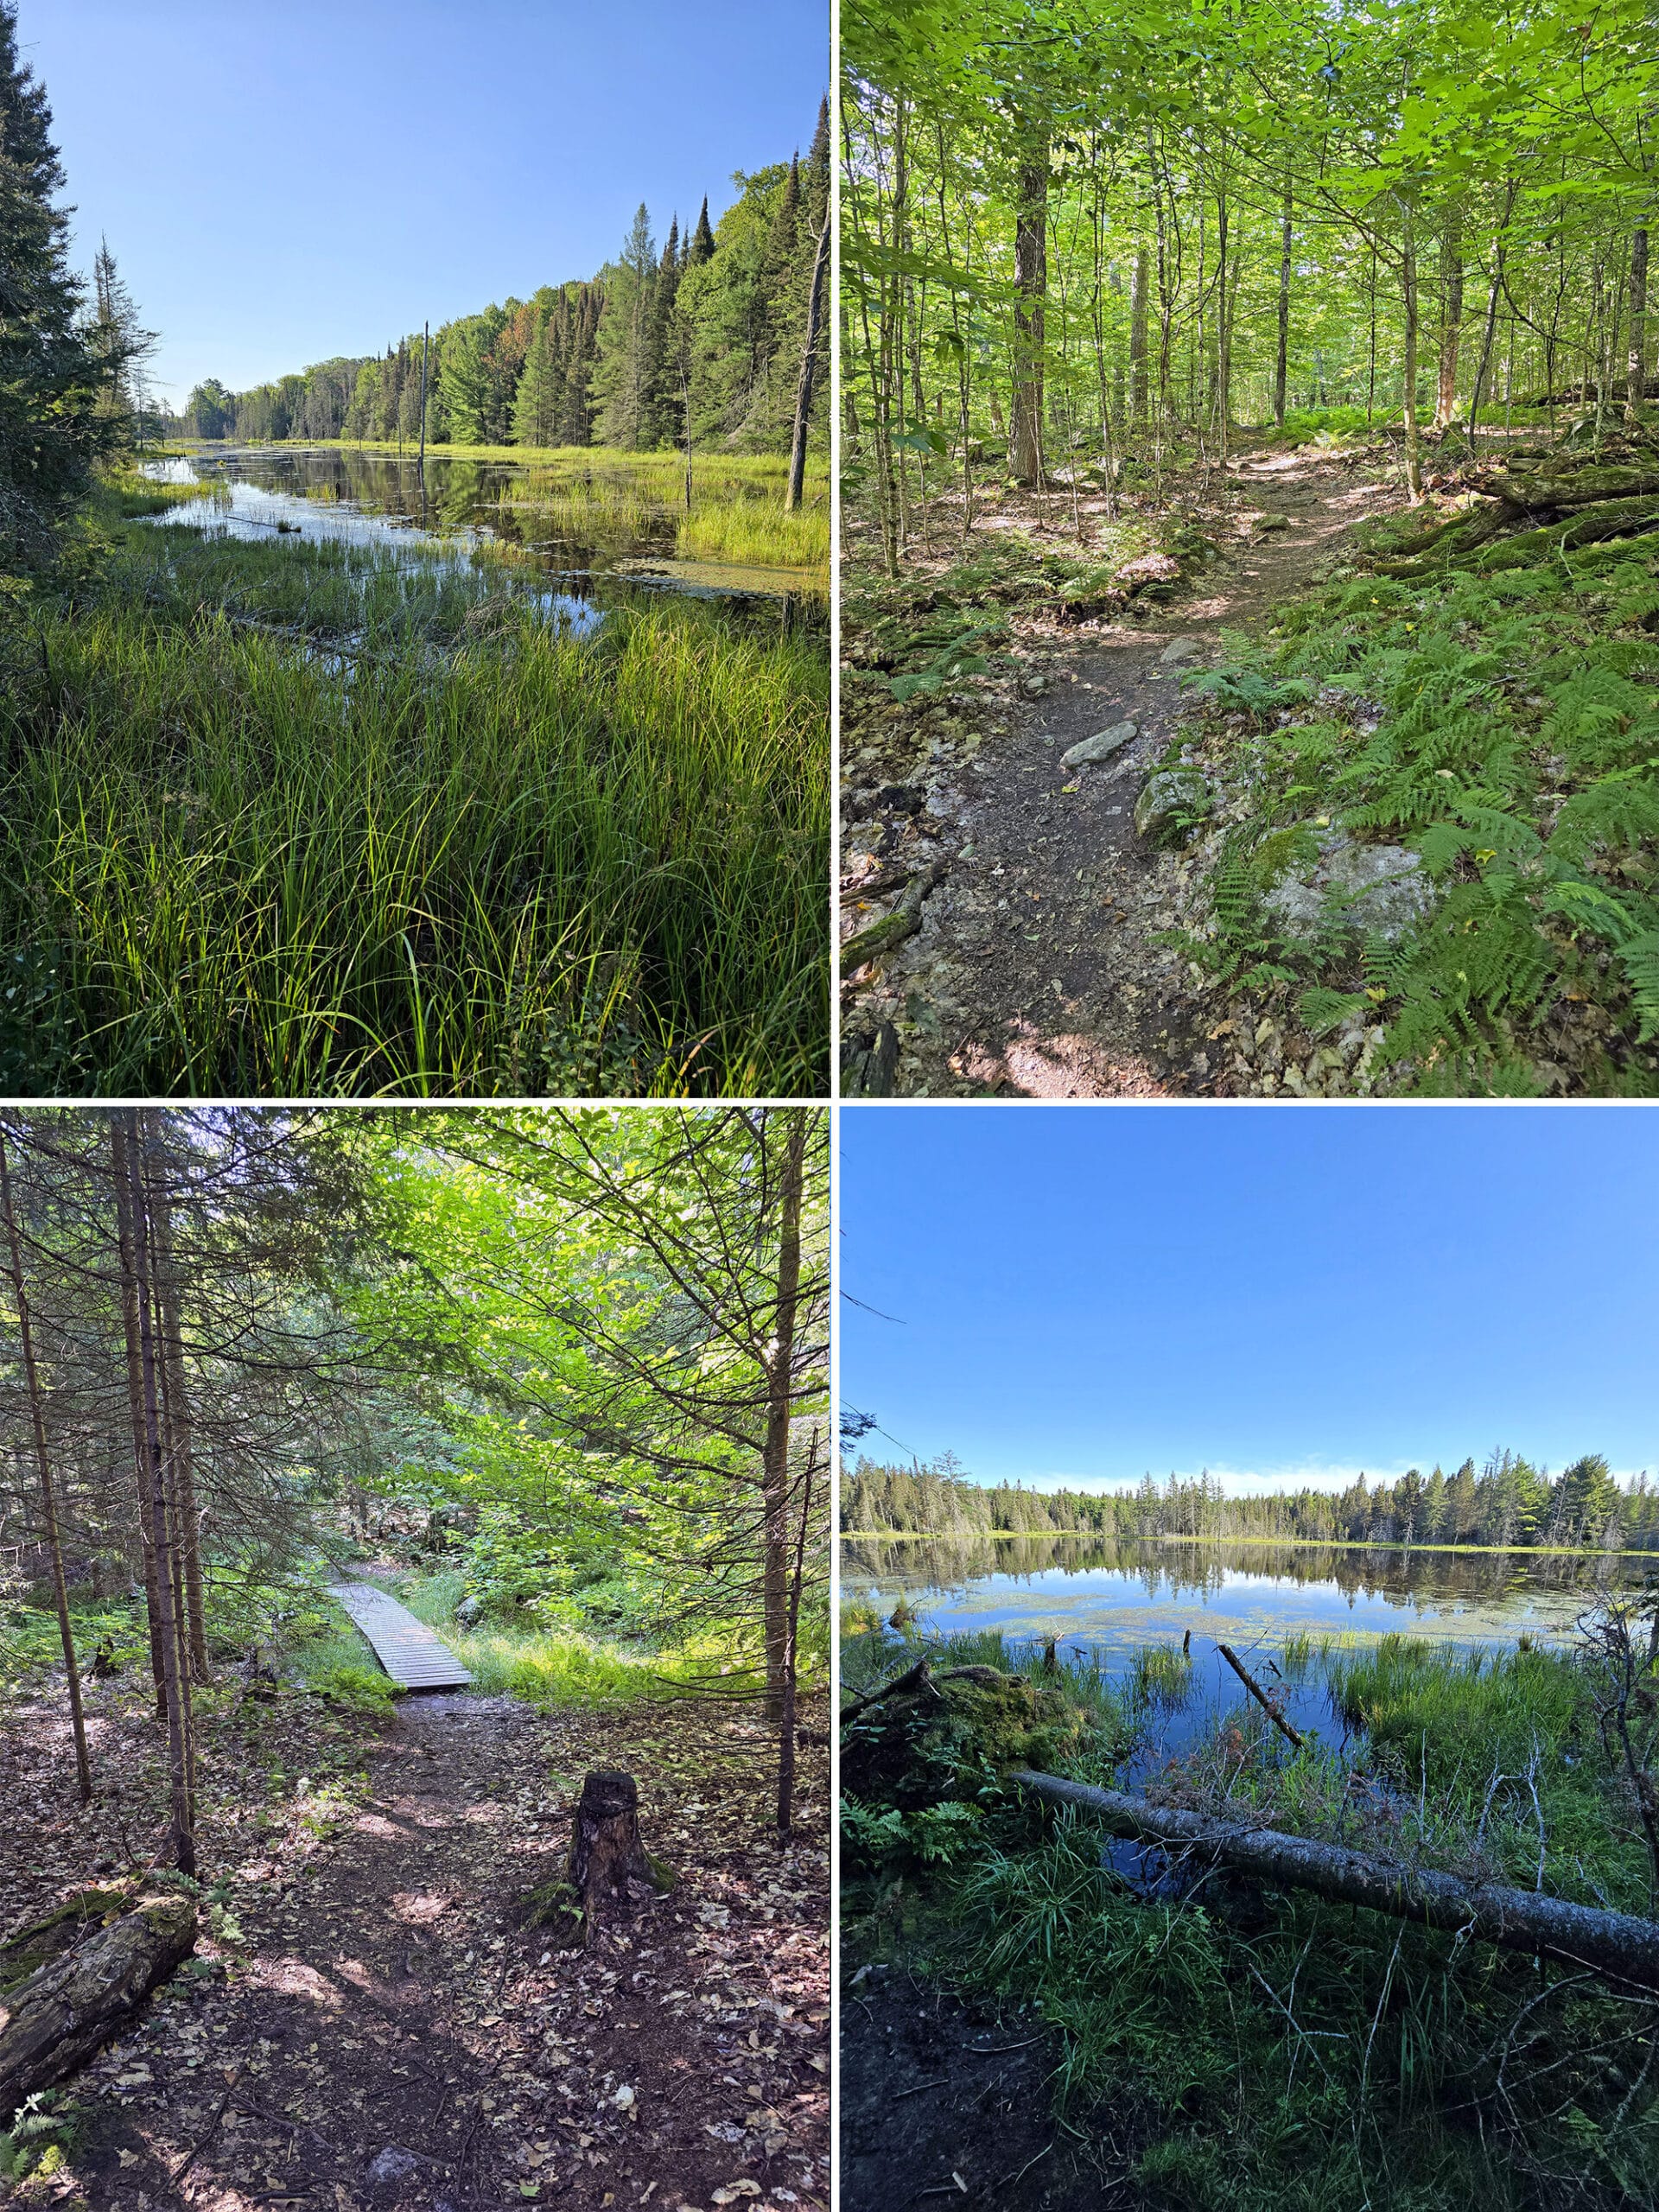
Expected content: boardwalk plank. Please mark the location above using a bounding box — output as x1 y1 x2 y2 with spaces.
327 1582 473 1691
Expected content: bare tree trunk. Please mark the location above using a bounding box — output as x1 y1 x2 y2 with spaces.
1435 201 1464 429
1129 249 1149 424
762 1110 806 1731
112 1138 166 1719
112 1113 194 1876
140 1122 208 1683
1630 226 1649 416
1013 1770 1659 1993
0 1127 92 1803
1274 175 1292 429
1010 130 1049 486
1401 204 1424 500
785 211 830 513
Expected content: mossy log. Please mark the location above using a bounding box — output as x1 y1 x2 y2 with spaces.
1480 465 1659 512
1011 1770 1659 1994
0 1890 197 2119
1475 496 1659 570
524 1769 675 1949
1375 493 1659 580
840 863 946 977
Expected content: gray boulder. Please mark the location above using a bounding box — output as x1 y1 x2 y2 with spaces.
1134 771 1211 840
1060 720 1137 769
1159 637 1205 666
1263 833 1433 942
454 1594 484 1629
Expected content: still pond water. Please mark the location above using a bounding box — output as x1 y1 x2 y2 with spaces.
842 1533 1656 1754
141 447 813 612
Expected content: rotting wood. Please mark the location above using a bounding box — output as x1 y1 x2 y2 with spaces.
1009 1769 1659 1993
0 1891 196 2117
1217 1643 1304 1748
524 1770 676 1949
840 862 947 976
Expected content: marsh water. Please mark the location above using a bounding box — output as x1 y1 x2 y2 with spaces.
140 447 817 611
842 1532 1656 1762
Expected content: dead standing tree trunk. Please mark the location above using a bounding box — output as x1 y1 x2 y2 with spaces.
786 209 830 513
761 1109 807 1739
0 1125 92 1803
528 1770 674 1948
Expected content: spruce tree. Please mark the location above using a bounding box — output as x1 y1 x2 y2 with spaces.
0 0 107 563
689 196 716 266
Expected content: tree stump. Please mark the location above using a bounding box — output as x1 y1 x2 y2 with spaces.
1 1890 197 2120
523 1770 675 1948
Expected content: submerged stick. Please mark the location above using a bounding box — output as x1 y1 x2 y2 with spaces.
1217 1643 1304 1748
1009 1769 1659 1994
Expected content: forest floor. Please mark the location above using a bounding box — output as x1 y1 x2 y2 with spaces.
841 440 1401 1095
0 1668 830 2212
838 1964 1154 2212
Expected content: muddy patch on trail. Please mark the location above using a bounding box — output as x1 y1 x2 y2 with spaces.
839 1966 1154 2211
3 1680 829 2212
841 449 1400 1097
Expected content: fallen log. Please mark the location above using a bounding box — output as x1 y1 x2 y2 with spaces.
1478 465 1659 512
0 1889 197 2120
840 861 946 977
1476 497 1659 570
1009 1769 1659 1993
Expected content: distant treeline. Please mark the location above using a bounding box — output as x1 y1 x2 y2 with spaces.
181 111 828 457
842 1452 1659 1554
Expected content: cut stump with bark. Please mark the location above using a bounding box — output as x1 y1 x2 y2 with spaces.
523 1770 675 1948
0 1889 197 2121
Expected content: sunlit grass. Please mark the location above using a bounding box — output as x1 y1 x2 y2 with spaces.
0 520 829 1097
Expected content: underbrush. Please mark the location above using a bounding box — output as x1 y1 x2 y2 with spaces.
1162 524 1659 1095
841 1621 1659 2209
0 518 828 1096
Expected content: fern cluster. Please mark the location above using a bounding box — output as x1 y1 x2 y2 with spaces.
1181 528 1659 1089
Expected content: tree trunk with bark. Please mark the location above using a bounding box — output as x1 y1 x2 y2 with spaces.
140 1124 209 1684
111 1114 195 1875
786 210 830 513
0 1128 92 1803
1129 250 1149 424
1274 178 1292 429
1435 202 1464 429
1630 226 1649 417
762 1110 806 1732
0 1891 197 2115
1401 207 1424 499
1009 131 1049 486
1011 1770 1659 1992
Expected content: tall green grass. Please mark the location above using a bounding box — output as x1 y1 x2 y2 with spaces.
0 521 829 1096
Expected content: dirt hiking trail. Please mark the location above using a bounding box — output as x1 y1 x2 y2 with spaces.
1 1678 829 2212
841 449 1395 1096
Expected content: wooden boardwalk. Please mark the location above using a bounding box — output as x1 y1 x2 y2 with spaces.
327 1582 474 1692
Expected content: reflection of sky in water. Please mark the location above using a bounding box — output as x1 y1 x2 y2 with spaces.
140 459 598 632
842 1552 1603 1668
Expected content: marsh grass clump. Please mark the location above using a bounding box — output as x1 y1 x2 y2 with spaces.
0 518 828 1096
1128 1640 1193 1709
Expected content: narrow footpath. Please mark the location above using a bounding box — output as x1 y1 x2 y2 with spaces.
842 449 1395 1096
2 1678 830 2212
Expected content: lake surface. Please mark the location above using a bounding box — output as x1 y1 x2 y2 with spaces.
141 447 818 612
842 1533 1655 1758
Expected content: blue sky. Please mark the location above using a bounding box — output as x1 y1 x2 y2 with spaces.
19 0 828 406
839 1108 1659 1492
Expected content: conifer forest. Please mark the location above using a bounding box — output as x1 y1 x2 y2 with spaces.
0 1104 830 2206
840 0 1659 1100
0 0 830 1099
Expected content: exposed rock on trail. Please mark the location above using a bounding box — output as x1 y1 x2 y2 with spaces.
840 448 1397 1096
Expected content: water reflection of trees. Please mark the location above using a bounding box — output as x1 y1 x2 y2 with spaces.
839 1533 1643 1608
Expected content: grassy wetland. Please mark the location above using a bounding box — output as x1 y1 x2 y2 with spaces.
0 462 829 1098
840 1598 1659 2211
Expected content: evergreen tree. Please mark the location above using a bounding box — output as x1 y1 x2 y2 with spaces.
591 206 658 448
87 238 157 448
688 196 716 266
0 0 108 563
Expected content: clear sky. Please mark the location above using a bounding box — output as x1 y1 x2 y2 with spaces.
839 1107 1659 1493
18 0 829 407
